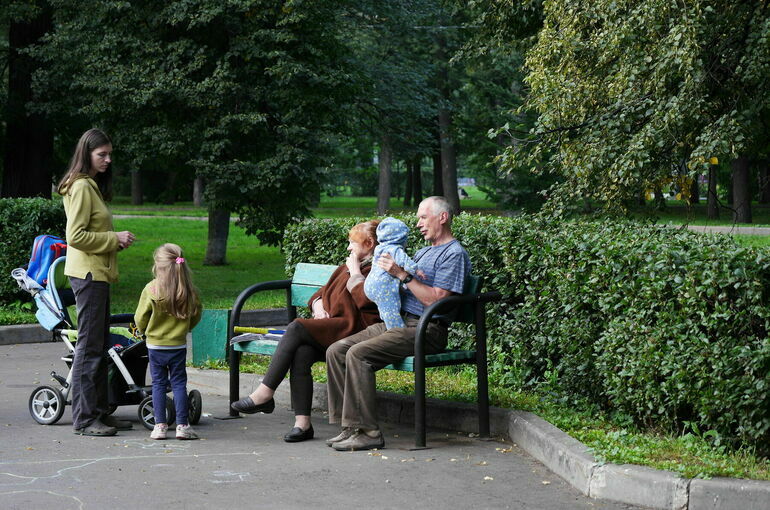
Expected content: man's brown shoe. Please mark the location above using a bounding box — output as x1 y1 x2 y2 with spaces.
325 427 355 447
332 429 384 451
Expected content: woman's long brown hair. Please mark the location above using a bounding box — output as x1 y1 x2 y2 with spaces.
56 128 113 199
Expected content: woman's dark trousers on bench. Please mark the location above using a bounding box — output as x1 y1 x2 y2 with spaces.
260 322 325 416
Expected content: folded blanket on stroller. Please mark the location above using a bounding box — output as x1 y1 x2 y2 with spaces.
11 267 67 330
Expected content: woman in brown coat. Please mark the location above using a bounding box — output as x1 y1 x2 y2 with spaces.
231 220 381 442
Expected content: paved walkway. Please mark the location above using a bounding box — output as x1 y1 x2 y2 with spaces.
686 225 770 235
0 343 642 510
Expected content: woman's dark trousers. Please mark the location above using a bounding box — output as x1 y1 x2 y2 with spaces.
260 321 325 416
69 274 111 430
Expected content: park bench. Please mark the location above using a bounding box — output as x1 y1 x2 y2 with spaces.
226 262 502 448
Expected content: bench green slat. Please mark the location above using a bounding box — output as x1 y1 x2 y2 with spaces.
290 284 323 307
455 275 481 324
289 263 338 307
232 339 280 356
292 263 338 286
232 337 476 373
384 350 477 371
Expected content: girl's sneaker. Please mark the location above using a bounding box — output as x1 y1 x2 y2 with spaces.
150 423 168 440
176 424 199 440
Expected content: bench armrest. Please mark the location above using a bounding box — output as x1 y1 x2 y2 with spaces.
414 291 502 358
229 279 293 339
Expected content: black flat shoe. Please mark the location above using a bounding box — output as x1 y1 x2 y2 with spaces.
230 396 275 415
99 415 133 430
284 425 314 443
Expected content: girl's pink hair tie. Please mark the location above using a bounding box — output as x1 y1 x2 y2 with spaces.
175 257 185 264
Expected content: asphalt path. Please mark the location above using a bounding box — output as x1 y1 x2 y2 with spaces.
0 343 644 509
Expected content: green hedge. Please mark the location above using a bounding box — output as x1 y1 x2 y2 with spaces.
283 215 770 448
0 198 66 303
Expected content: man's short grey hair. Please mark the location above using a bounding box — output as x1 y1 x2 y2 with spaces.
421 196 453 220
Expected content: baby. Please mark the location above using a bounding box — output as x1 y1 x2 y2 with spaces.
364 217 424 329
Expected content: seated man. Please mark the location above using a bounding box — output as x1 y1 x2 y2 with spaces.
325 196 471 451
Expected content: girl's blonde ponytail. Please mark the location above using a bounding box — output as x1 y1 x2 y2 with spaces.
152 243 199 319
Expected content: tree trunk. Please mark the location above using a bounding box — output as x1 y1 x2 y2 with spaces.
432 148 443 197
204 207 230 265
163 169 178 204
757 159 770 204
193 176 205 207
438 108 460 214
413 156 423 204
1 4 54 198
436 34 460 214
689 175 700 205
393 160 402 200
403 160 413 207
376 136 392 215
131 169 143 205
732 156 752 224
653 183 665 210
707 164 719 220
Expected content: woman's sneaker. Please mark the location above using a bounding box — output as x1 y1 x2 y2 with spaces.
150 423 168 440
176 424 199 440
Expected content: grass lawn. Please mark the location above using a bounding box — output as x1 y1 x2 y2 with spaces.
632 200 770 227
110 186 500 219
109 217 286 313
312 187 499 217
0 216 287 321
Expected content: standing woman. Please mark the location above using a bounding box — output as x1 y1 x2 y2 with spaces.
57 129 136 436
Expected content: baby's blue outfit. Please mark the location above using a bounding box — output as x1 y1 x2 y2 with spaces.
364 217 419 329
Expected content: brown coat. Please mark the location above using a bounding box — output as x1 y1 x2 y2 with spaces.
295 263 381 347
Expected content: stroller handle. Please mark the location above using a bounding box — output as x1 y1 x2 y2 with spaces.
110 313 135 325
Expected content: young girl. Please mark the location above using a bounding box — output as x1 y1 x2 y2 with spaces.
134 243 202 440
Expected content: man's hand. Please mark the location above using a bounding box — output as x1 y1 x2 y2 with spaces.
377 253 407 281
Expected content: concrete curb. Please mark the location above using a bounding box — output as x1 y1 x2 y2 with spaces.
0 309 283 346
186 367 770 510
0 323 55 345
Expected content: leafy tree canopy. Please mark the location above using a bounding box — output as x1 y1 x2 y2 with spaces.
32 0 363 244
496 0 770 213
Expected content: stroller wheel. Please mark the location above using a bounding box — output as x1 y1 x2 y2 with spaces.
188 390 202 425
29 385 66 425
138 395 177 430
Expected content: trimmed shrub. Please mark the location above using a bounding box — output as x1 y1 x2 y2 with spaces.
0 198 66 303
499 220 770 447
283 215 770 448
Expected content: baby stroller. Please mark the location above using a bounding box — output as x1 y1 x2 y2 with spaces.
12 255 202 430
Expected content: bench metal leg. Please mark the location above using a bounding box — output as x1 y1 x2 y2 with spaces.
476 301 490 439
214 346 242 420
414 362 427 449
